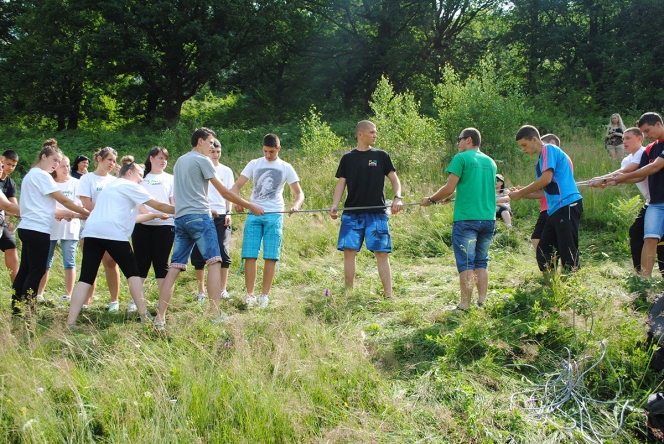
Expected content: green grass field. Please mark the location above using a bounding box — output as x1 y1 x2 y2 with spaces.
0 129 661 443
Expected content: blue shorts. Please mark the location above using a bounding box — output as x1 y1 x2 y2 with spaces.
452 220 495 272
337 213 392 253
644 203 664 240
46 239 78 270
169 214 221 270
241 213 283 261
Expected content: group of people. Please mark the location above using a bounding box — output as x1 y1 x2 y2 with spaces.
4 112 664 326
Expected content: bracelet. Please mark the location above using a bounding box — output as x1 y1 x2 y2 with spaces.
428 197 435 205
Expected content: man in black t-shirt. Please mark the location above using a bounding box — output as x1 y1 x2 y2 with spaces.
614 112 664 277
330 120 403 297
0 150 19 282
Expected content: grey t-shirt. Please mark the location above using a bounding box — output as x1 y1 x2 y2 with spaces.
173 151 218 218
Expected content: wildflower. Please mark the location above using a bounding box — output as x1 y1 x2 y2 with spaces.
37 387 44 393
224 342 231 348
324 288 330 297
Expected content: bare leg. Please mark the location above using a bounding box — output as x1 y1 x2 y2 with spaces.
220 267 229 292
244 258 257 295
476 268 489 305
374 252 392 297
156 268 181 323
261 259 277 295
67 281 92 325
64 268 76 296
102 252 120 303
195 269 205 294
84 280 95 305
501 212 512 226
207 262 221 314
343 249 357 289
156 278 165 293
458 269 476 309
607 147 616 159
641 238 659 278
5 248 18 282
532 238 540 251
127 276 148 315
37 270 49 296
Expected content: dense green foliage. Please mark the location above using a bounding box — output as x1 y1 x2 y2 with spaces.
1 0 662 128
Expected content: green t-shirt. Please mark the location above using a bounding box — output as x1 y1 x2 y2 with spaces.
446 149 497 222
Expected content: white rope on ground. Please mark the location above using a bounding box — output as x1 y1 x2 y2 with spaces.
508 299 629 443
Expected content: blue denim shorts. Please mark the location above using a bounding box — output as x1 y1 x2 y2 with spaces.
337 212 392 253
452 220 495 272
241 213 283 260
644 202 664 240
170 214 221 270
46 239 78 270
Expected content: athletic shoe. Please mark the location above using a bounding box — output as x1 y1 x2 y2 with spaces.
211 312 235 324
153 319 166 330
81 304 88 310
127 300 138 313
139 312 154 323
245 295 257 307
36 294 44 303
61 295 71 303
108 301 120 312
258 294 269 308
220 290 231 300
196 292 206 302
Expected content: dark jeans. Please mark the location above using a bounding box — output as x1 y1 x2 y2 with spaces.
132 223 175 279
629 205 664 276
191 216 232 270
12 228 50 314
537 200 583 272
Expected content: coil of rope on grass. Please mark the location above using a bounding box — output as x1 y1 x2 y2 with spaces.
507 298 629 443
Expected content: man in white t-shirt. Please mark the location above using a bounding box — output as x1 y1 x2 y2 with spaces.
231 133 304 308
191 138 235 301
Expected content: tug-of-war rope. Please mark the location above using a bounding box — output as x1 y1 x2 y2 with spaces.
508 299 629 443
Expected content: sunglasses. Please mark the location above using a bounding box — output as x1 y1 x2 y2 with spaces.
457 135 467 141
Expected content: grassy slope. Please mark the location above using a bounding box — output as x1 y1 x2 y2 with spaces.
0 133 661 443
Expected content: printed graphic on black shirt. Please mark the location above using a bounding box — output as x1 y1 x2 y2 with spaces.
254 168 282 201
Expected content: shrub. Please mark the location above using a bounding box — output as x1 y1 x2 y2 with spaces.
300 107 345 159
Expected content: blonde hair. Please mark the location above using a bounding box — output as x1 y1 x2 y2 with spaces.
609 113 626 131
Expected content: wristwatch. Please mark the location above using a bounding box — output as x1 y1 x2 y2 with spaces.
394 195 403 200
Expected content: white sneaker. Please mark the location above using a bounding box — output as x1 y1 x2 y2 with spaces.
196 292 206 302
153 319 166 330
139 312 154 323
82 304 88 310
245 295 257 307
61 295 71 303
36 294 44 303
127 300 138 313
220 290 231 300
258 294 269 308
108 301 120 312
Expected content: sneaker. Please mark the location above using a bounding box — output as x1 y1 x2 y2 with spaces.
196 292 206 302
153 319 166 330
82 304 88 310
36 294 45 303
220 290 231 300
258 294 269 308
61 295 71 303
211 312 235 324
139 312 155 323
245 295 257 307
108 301 120 312
127 300 138 313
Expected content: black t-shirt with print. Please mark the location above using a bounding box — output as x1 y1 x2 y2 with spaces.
0 176 17 199
335 148 395 214
640 140 664 204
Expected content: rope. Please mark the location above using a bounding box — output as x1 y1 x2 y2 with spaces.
227 198 455 216
508 299 629 442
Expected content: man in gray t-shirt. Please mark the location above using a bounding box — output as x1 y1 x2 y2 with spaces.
155 127 264 329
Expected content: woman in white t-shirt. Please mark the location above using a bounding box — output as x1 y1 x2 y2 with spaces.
67 159 174 326
36 156 83 303
12 145 89 316
77 147 121 311
131 147 175 305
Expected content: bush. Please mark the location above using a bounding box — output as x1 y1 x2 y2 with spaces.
300 107 346 159
433 60 535 163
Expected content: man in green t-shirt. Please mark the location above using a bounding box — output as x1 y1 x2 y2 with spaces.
421 128 497 311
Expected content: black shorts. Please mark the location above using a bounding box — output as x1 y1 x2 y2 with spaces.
531 210 548 240
79 237 140 285
0 225 17 251
496 205 512 219
191 216 232 270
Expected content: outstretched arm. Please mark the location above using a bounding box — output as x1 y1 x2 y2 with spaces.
211 176 264 216
510 169 553 201
613 157 664 184
421 174 459 206
49 191 90 216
